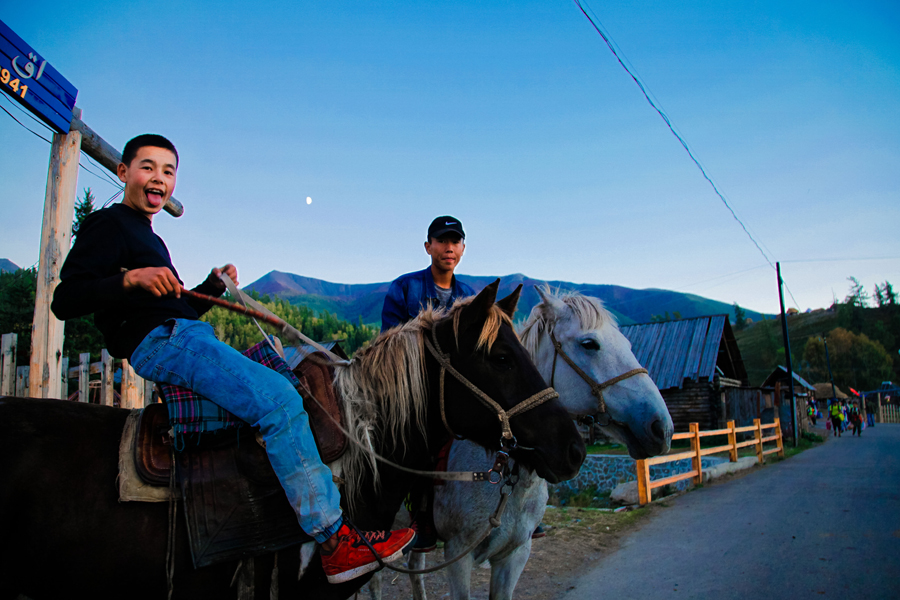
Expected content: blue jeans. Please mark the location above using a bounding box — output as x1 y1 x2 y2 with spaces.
131 319 343 542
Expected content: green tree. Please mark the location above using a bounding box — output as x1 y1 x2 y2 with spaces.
0 268 37 365
733 303 747 330
72 187 95 238
874 281 897 307
844 276 869 308
802 328 892 391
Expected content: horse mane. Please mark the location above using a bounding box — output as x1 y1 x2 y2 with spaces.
518 286 618 358
334 296 512 514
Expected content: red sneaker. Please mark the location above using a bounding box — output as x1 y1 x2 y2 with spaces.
320 523 415 584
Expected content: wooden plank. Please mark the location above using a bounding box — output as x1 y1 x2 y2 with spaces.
762 447 781 456
700 444 732 457
16 365 28 396
28 124 82 399
647 450 695 466
78 353 90 403
760 435 779 443
0 333 16 396
649 470 698 490
735 439 757 449
754 418 764 465
672 432 694 440
774 417 784 457
144 379 155 406
734 425 757 433
100 350 114 407
698 428 731 437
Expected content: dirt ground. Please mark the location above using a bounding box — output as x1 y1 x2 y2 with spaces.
366 504 656 600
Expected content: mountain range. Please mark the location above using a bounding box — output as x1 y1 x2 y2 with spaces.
244 270 769 328
0 259 19 273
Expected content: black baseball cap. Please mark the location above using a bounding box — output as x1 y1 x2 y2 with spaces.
428 216 465 240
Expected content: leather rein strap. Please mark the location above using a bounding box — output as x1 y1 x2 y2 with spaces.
423 325 559 443
548 330 648 426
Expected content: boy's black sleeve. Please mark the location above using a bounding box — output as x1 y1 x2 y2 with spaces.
51 212 127 320
185 274 227 317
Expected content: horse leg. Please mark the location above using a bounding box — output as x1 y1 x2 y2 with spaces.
488 538 532 600
408 552 427 600
443 540 475 600
364 570 383 600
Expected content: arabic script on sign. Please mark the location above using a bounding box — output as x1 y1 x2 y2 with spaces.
3 52 47 100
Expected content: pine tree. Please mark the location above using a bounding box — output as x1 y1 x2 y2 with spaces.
72 188 96 238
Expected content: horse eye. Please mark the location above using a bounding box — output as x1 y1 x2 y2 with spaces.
491 353 512 370
580 339 601 352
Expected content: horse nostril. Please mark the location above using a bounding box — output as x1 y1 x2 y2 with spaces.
569 440 586 467
650 418 666 442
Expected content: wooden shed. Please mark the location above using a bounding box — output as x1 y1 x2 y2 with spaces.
620 315 749 432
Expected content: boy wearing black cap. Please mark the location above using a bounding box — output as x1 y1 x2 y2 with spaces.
381 216 475 332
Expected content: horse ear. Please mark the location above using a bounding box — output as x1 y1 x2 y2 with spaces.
458 279 499 331
496 284 522 319
535 285 565 315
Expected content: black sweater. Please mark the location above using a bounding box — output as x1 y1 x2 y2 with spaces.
51 203 223 359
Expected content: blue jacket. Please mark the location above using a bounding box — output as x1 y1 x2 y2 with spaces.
381 267 475 332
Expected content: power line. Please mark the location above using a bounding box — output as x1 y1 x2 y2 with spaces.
572 0 775 270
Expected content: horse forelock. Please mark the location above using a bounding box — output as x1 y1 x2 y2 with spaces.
335 297 513 514
519 287 617 356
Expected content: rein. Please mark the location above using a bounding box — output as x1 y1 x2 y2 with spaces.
548 330 648 427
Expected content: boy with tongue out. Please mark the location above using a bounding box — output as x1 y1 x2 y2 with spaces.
51 134 414 585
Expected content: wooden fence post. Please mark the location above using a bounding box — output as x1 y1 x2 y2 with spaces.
727 420 737 462
60 356 68 398
16 366 28 397
754 418 764 464
28 122 83 399
100 350 114 407
690 423 702 484
78 353 90 402
775 417 785 458
121 359 132 409
636 459 651 505
877 393 883 424
0 333 17 396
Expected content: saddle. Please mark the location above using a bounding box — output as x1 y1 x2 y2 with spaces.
128 352 348 569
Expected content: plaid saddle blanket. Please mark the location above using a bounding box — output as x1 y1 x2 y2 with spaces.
158 339 301 438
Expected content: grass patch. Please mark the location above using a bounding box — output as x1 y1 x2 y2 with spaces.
541 505 649 539
585 442 628 455
548 485 616 509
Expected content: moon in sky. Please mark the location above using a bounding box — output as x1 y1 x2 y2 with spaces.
306 197 312 205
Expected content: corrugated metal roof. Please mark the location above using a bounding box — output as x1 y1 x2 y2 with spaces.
620 316 728 390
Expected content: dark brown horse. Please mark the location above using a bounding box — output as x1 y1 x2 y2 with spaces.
0 281 585 600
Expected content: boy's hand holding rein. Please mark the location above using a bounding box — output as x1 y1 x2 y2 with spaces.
209 264 239 291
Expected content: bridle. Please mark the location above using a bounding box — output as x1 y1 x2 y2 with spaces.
548 330 648 427
423 324 559 450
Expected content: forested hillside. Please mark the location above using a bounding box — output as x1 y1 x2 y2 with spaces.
244 270 770 328
735 280 899 391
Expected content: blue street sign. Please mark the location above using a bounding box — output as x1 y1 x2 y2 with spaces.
0 19 77 134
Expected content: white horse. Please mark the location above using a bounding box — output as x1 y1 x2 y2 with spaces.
399 286 674 600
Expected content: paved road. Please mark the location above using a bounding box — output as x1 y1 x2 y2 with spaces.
565 424 900 600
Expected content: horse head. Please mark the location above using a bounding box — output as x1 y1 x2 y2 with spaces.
433 280 586 484
521 286 673 459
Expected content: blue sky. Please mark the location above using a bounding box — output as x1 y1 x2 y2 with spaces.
2 1 898 314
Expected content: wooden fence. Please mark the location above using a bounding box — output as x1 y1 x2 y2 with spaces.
881 403 900 424
0 332 153 408
635 418 784 505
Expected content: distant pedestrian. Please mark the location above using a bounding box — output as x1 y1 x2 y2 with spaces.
866 397 876 427
829 401 843 437
849 401 863 437
807 402 817 427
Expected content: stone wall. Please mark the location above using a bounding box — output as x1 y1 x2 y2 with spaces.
550 454 727 497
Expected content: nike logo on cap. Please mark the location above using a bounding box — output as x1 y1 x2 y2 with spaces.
445 221 457 225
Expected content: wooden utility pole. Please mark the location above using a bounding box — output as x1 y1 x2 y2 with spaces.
28 109 82 398
776 262 798 446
